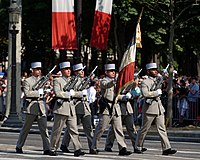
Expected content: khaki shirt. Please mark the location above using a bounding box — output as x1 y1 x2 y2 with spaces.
23 76 47 116
117 95 133 115
73 77 91 115
141 76 165 115
53 76 76 116
100 76 121 116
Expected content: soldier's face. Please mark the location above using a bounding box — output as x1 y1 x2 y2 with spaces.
32 68 41 77
148 69 158 77
61 68 71 77
75 70 84 78
105 70 116 78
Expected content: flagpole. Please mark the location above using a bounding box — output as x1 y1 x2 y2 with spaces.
124 7 144 62
120 7 144 68
137 7 144 24
130 7 144 45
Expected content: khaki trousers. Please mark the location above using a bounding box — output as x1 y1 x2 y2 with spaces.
91 114 127 151
61 114 93 150
105 114 136 149
135 113 171 150
16 114 50 151
50 114 81 151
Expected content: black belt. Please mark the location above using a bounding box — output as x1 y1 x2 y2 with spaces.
105 98 114 103
118 100 128 103
55 97 71 100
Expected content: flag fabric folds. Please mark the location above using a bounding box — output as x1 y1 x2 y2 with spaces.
115 36 136 95
136 7 143 48
136 22 142 48
52 0 77 50
90 0 113 51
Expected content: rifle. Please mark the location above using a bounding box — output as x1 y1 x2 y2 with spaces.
162 64 169 73
56 66 86 105
120 82 134 95
77 66 98 91
134 69 142 79
120 69 142 95
151 76 163 91
32 65 57 91
145 75 163 105
63 66 86 92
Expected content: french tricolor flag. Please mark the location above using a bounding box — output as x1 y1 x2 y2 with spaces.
115 36 136 95
90 0 113 51
52 0 77 50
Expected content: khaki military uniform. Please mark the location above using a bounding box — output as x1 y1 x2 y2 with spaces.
61 77 93 150
16 76 50 151
50 76 82 151
91 76 127 151
105 94 137 150
135 76 171 151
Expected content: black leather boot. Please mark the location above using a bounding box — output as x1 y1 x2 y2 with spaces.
74 149 85 157
119 147 132 156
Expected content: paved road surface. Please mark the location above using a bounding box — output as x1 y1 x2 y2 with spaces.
0 131 200 160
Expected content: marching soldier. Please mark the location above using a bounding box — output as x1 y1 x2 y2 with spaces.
90 63 132 156
16 62 53 155
134 63 177 155
60 63 94 154
50 62 85 157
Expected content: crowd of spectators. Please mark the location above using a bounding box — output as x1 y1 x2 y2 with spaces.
172 76 200 127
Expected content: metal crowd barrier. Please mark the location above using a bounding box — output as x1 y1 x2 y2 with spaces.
161 96 200 126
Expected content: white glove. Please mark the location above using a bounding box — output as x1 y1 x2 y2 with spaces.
163 69 168 73
156 89 162 96
70 89 75 97
45 89 51 93
65 91 71 99
38 88 44 95
82 89 87 96
125 92 132 99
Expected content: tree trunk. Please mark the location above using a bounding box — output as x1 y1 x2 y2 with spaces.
90 47 98 71
166 0 175 128
102 51 107 69
73 0 82 64
197 54 200 79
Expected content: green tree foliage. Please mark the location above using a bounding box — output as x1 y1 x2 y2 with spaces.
21 0 55 72
133 0 199 75
21 1 51 62
112 0 137 22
